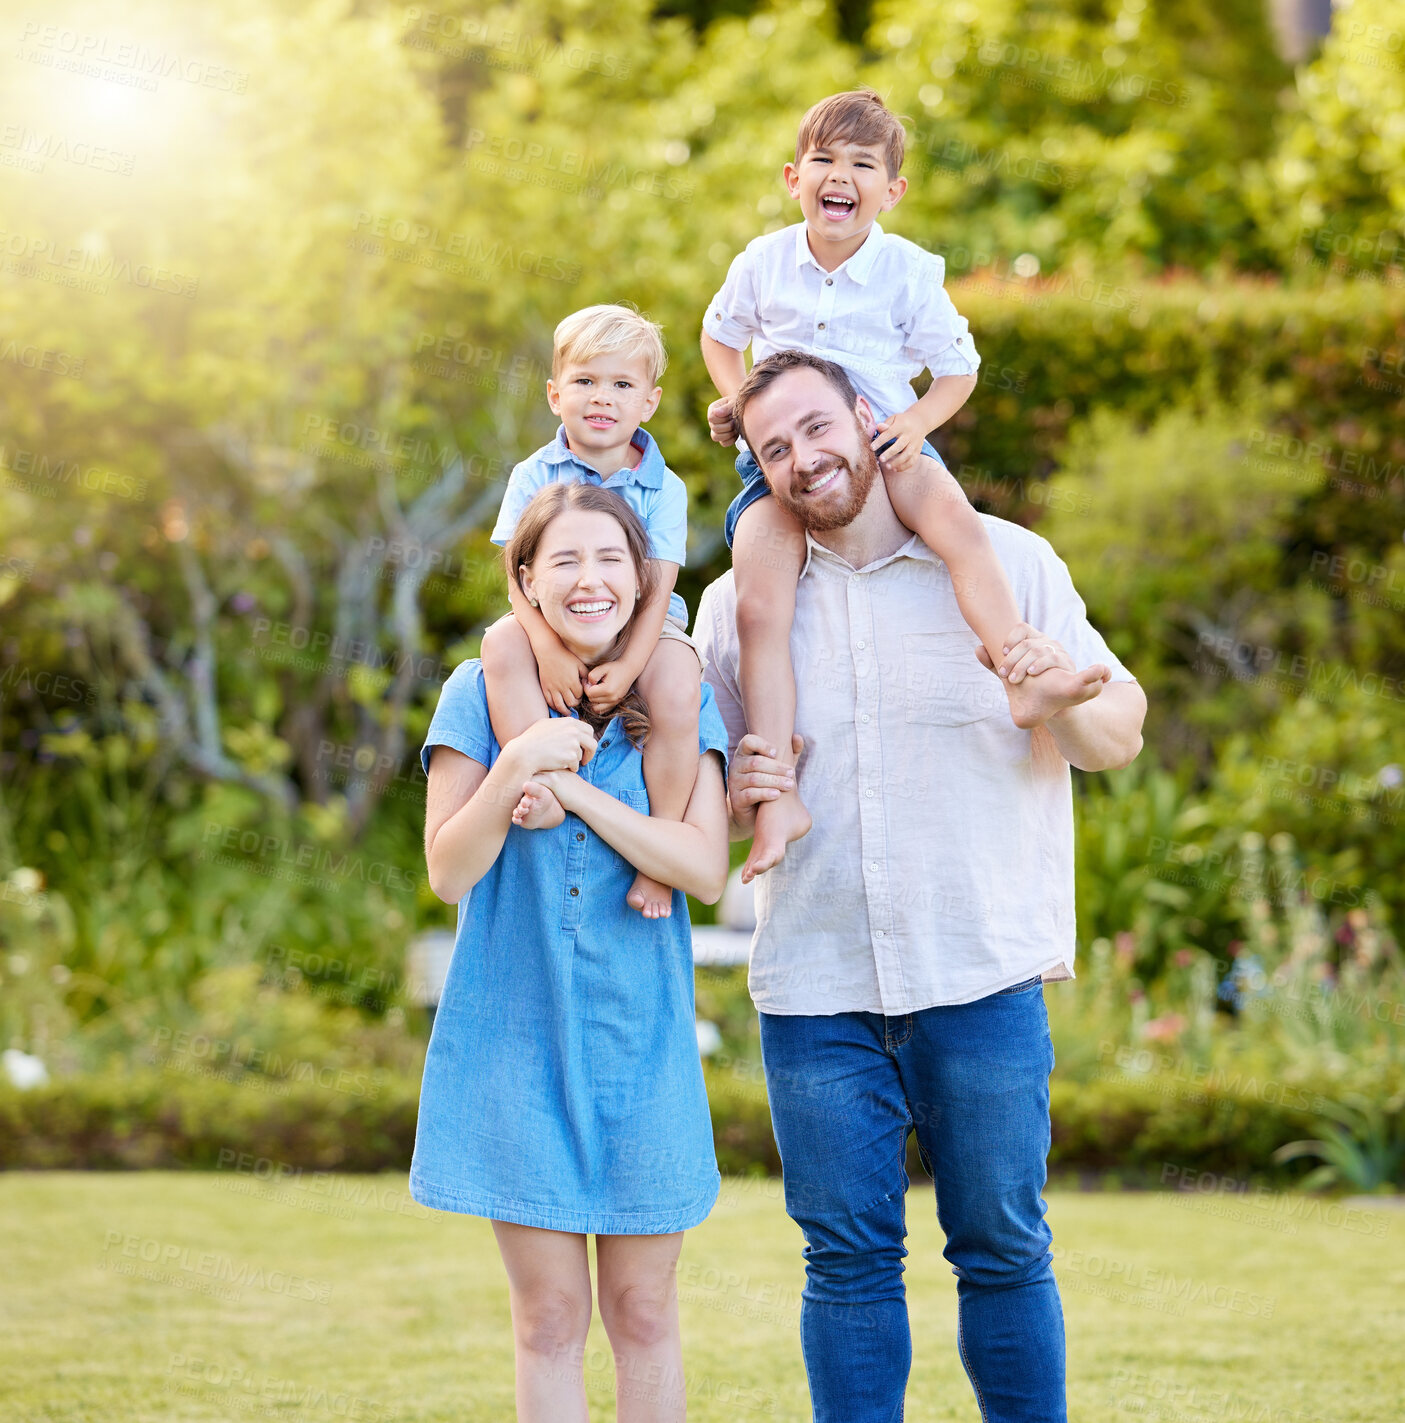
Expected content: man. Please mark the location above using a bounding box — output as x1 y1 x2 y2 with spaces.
694 350 1146 1423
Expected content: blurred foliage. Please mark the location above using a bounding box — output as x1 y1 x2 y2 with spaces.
0 0 1401 1097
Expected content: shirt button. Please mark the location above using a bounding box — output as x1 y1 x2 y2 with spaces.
870 863 879 872
861 713 871 723
956 336 963 344
865 788 875 798
825 277 834 285
575 832 585 842
856 640 866 650
817 322 826 330
569 887 579 896
875 929 885 937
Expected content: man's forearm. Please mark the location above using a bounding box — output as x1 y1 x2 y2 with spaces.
1046 681 1146 772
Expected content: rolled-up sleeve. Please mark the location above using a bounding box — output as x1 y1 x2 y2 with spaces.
903 254 980 377
702 247 761 351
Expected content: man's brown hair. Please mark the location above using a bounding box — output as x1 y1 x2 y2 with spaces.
795 88 907 179
732 350 862 454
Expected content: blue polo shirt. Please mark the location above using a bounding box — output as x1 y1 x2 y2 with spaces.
490 425 690 629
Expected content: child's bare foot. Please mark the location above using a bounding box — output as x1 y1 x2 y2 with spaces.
1002 665 1109 730
512 781 565 830
627 871 674 919
742 792 812 884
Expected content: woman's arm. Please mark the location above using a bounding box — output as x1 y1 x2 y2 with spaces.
534 750 730 904
425 719 598 903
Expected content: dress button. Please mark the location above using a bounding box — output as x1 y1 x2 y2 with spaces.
569 886 579 896
575 832 585 842
818 322 826 330
600 739 611 748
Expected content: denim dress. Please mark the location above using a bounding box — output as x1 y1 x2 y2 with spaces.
408 660 727 1234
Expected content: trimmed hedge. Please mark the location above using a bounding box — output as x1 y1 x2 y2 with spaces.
0 1065 1343 1185
939 278 1405 520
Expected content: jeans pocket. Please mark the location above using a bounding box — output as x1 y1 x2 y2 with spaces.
992 974 1043 996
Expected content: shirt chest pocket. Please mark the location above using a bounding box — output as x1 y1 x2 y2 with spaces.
899 631 1008 726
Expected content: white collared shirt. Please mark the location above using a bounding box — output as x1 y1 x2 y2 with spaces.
695 518 1137 1016
703 221 979 424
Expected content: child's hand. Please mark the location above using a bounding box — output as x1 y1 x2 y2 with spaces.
707 396 739 447
537 642 589 714
872 408 930 476
584 660 634 715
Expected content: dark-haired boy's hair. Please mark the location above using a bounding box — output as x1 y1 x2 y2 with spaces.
732 350 862 451
795 88 907 179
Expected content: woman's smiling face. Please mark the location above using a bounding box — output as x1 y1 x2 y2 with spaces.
518 508 639 663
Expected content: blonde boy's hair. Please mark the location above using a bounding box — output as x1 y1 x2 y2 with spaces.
552 304 667 387
795 88 908 180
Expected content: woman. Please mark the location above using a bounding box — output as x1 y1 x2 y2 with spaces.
411 482 731 1422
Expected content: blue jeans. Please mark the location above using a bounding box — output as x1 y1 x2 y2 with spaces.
759 977 1065 1422
723 437 946 549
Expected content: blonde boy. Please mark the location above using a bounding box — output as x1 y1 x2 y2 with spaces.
481 304 701 919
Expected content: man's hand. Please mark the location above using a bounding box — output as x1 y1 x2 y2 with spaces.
727 732 801 836
536 640 590 714
873 406 931 476
583 659 638 715
707 395 740 447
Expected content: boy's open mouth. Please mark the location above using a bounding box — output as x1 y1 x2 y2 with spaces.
820 193 856 219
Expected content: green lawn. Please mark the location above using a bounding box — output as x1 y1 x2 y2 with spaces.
2 1172 1402 1421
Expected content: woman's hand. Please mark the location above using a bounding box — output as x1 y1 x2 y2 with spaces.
505 718 597 781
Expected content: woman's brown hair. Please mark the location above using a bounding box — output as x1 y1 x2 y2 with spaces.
502 483 660 748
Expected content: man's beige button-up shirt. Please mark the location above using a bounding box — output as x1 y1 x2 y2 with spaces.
695 517 1136 1015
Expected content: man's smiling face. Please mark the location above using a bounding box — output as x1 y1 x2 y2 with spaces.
743 366 880 532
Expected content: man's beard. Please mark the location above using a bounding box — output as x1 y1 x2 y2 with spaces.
771 434 879 533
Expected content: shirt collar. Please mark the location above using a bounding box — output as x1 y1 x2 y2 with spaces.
541 424 665 488
799 528 939 579
792 220 885 285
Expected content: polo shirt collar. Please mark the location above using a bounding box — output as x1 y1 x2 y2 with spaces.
792 220 885 285
542 424 665 489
